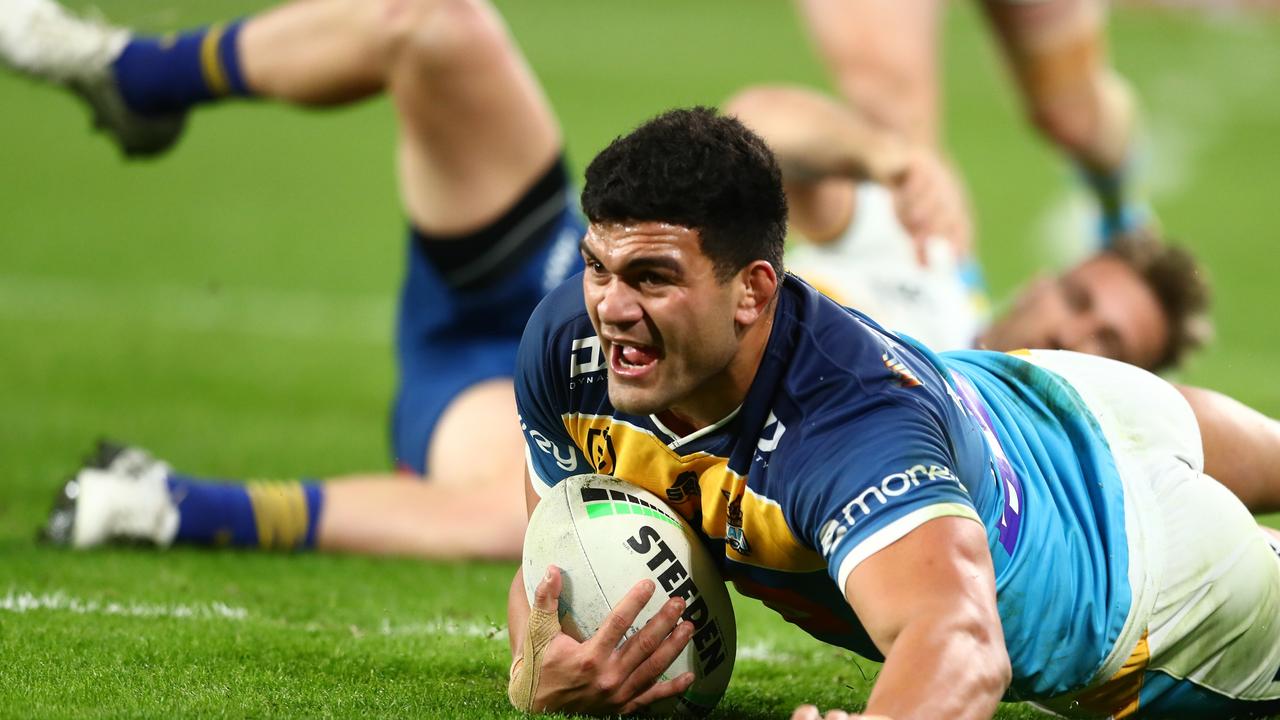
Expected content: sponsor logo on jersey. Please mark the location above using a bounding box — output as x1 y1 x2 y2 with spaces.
585 427 617 475
626 525 729 675
838 464 960 528
666 471 701 504
882 353 923 389
570 336 606 378
756 411 787 453
818 519 848 559
523 418 580 471
580 486 680 528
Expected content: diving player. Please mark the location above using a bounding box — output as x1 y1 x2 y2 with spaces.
724 84 1209 371
506 107 1280 718
2 0 582 558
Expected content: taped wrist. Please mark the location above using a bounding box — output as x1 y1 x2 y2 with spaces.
507 605 560 712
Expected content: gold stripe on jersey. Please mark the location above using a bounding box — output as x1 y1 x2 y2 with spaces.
562 414 826 574
1044 630 1149 718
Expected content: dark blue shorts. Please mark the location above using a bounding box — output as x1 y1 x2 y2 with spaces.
390 157 584 474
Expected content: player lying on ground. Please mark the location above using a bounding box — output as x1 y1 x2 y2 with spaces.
505 107 1280 719
800 0 1150 248
4 0 1265 561
2 0 585 558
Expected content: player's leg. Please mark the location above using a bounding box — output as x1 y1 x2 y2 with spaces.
317 380 527 559
1019 350 1280 716
980 0 1145 241
795 0 944 146
40 0 574 559
1175 385 1280 514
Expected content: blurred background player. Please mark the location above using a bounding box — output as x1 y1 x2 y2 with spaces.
798 0 1149 252
1 0 583 558
725 83 1210 372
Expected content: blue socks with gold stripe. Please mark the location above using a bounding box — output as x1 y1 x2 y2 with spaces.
167 474 324 550
112 21 251 116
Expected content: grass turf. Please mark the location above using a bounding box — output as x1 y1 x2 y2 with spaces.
1 1 1278 717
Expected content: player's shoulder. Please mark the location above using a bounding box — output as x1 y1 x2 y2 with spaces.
778 275 948 405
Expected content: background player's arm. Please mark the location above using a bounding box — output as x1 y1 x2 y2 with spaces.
724 85 970 261
842 516 1010 720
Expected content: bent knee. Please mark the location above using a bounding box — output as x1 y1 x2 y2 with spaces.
378 0 510 71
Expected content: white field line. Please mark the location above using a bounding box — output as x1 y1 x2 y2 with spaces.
0 273 393 345
0 589 248 620
2 586 795 663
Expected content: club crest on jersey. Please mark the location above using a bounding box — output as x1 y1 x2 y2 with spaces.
585 427 617 475
882 353 923 389
720 489 752 556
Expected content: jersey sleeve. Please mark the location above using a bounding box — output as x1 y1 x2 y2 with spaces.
784 396 983 594
514 285 589 496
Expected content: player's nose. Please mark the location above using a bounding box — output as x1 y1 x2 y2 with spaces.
595 279 644 326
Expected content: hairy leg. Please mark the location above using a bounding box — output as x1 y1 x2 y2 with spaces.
1178 385 1280 515
981 0 1134 174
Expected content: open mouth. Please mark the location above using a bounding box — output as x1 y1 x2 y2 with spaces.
610 342 660 379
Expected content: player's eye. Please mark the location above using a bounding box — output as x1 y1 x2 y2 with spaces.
638 271 668 287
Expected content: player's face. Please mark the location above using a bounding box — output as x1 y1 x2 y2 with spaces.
580 222 744 420
980 254 1170 369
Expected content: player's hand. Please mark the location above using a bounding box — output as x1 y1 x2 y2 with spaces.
884 147 973 266
508 565 695 715
791 704 894 720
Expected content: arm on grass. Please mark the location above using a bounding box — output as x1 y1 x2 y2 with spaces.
845 516 1010 720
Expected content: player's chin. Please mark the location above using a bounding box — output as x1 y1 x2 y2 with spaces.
606 382 669 417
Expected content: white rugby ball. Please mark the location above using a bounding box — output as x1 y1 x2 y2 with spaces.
523 473 736 718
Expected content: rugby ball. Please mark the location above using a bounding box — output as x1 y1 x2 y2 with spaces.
523 473 736 717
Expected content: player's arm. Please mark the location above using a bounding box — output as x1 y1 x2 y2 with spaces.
724 85 971 262
846 516 1010 720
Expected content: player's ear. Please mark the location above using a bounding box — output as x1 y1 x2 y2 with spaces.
735 260 778 326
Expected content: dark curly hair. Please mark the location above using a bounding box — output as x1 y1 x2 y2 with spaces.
581 106 788 282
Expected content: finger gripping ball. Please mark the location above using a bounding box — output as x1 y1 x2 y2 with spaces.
523 474 737 717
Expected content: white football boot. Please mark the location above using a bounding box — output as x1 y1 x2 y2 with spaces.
0 0 185 156
43 441 179 548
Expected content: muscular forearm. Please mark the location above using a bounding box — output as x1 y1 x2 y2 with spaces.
864 613 1010 720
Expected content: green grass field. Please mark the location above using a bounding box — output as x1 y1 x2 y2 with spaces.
2 1 1279 717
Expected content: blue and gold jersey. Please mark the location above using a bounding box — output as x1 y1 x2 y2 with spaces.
516 273 1131 701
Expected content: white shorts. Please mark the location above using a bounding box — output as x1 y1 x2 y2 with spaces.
1024 350 1280 719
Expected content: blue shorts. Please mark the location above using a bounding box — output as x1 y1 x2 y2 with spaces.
391 157 584 474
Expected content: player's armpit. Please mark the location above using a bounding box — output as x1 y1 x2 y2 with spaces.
844 515 1010 720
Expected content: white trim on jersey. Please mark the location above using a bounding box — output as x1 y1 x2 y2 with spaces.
834 503 983 592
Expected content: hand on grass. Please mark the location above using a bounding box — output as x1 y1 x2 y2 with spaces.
511 565 695 715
